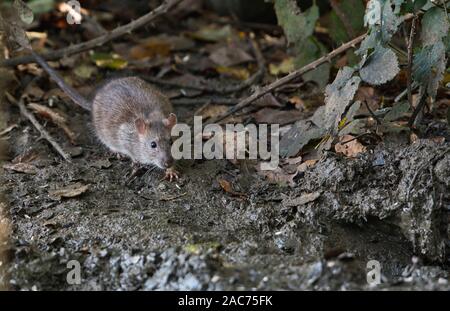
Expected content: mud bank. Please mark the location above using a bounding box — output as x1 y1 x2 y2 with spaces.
0 107 448 290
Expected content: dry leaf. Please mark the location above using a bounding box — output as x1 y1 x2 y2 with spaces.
216 66 250 80
3 162 37 174
49 182 89 200
288 96 305 110
218 179 246 197
335 135 367 157
196 105 228 120
11 149 38 164
285 155 302 165
256 163 297 187
283 192 321 207
269 57 295 75
253 108 303 125
297 159 318 172
28 103 77 144
209 46 253 67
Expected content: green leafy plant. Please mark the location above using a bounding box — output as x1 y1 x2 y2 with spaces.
280 0 449 156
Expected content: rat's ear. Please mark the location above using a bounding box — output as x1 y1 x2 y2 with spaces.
135 118 148 135
163 113 177 129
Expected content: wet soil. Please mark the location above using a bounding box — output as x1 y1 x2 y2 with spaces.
0 105 449 290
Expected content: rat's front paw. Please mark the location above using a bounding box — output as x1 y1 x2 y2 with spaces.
164 167 180 182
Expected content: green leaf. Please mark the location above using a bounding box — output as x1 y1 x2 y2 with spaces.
381 0 401 42
413 41 446 99
324 67 361 134
421 6 449 46
294 36 330 88
274 0 318 45
274 0 329 87
413 0 427 11
383 101 410 121
279 119 325 158
13 0 34 24
364 0 382 26
360 46 400 85
328 0 365 44
356 28 380 55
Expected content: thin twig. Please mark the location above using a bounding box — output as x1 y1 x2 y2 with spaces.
172 97 238 106
406 15 417 109
364 101 382 125
0 0 182 67
6 92 71 162
329 0 355 38
207 33 367 124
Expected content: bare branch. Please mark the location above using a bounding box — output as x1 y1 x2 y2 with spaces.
0 0 182 67
207 33 367 124
6 92 71 162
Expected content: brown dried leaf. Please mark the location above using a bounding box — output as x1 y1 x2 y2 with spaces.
209 46 253 67
253 108 303 125
334 135 367 157
297 159 318 172
28 103 77 144
283 192 321 207
218 179 246 197
196 105 228 120
3 162 37 174
256 163 297 187
49 182 89 200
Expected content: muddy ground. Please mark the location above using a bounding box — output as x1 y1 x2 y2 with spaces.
0 101 448 291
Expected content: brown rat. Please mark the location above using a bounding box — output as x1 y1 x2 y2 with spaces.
30 51 179 180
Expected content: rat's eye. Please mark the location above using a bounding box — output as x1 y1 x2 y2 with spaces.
151 141 157 148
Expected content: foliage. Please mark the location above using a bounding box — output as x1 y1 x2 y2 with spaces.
274 0 330 88
280 0 449 157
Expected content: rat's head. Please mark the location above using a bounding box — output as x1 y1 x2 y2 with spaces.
134 113 177 169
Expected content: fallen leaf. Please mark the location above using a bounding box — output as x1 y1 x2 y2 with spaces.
269 57 295 75
90 159 112 169
288 96 305 110
49 182 89 200
283 192 321 207
254 93 283 108
297 159 318 172
28 103 77 144
218 179 246 197
285 155 302 165
335 135 367 157
196 105 228 120
256 163 297 187
74 64 97 79
11 149 38 164
209 46 253 67
3 162 37 174
25 85 45 100
253 108 303 125
216 66 250 80
189 25 233 42
90 52 128 70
